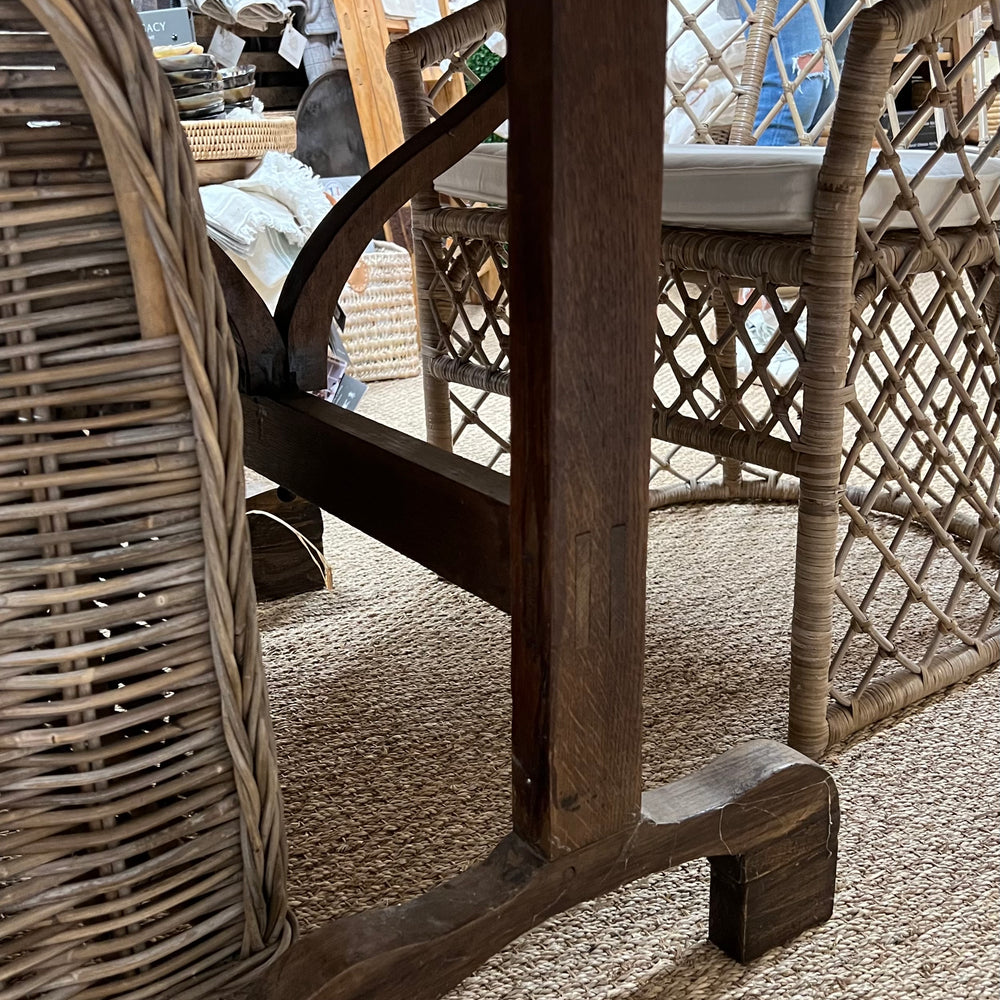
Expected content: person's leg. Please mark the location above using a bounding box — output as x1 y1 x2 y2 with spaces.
745 0 828 144
809 0 856 130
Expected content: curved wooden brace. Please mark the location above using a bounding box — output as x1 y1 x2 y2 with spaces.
249 741 838 1000
275 60 508 389
211 243 289 394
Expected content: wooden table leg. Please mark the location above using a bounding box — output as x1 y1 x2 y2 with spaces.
250 742 838 1000
506 0 665 856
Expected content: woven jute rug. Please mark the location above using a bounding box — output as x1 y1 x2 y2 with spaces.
253 377 999 1000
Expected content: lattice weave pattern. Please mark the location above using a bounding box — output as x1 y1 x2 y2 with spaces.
0 2 290 997
826 7 1000 732
645 3 999 748
388 0 781 465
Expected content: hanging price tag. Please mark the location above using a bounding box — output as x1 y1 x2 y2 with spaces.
208 26 245 68
278 22 307 68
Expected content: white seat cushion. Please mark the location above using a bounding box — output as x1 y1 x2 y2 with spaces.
434 143 1000 234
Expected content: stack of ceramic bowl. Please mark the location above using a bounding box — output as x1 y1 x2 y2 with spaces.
219 65 256 110
155 48 225 122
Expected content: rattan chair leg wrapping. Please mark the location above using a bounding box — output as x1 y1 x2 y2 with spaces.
0 2 292 997
387 0 509 453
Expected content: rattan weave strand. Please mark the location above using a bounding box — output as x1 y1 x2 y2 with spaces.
341 241 421 382
181 115 297 162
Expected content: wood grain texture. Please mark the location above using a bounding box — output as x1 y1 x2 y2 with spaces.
195 157 262 186
240 391 511 610
210 242 289 394
276 60 506 389
709 808 838 961
506 0 666 856
251 741 838 1000
332 0 405 167
245 486 326 602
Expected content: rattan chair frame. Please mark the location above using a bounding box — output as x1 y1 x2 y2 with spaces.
389 0 1000 759
387 0 780 450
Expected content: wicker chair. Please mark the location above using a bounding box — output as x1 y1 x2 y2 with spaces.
389 0 1000 757
0 2 292 996
388 0 786 455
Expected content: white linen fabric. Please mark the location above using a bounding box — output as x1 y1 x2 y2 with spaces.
189 0 304 31
200 151 331 311
433 143 1000 233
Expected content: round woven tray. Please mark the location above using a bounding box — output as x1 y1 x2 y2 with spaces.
181 115 297 161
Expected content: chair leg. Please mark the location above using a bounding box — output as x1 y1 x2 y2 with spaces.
788 267 855 759
711 287 743 494
423 365 455 451
413 236 456 452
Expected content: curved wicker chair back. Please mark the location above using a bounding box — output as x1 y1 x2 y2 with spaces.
386 0 786 460
0 2 290 997
388 0 781 199
664 0 780 144
753 0 869 144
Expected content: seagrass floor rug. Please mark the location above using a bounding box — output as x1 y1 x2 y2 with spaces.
253 376 999 1000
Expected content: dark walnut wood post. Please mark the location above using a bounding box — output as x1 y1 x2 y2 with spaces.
506 0 665 856
243 2 840 997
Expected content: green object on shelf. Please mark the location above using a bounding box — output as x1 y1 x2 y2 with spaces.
467 43 500 81
467 44 505 143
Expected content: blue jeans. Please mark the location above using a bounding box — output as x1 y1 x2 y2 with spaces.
743 0 855 145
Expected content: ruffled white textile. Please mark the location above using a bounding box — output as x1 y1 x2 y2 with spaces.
200 152 331 311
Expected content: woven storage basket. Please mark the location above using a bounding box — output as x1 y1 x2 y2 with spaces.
181 115 297 161
340 241 422 381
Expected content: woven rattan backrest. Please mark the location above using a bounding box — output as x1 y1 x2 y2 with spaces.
0 2 290 997
751 0 871 144
665 0 779 144
752 1 995 147
387 0 506 216
860 6 999 238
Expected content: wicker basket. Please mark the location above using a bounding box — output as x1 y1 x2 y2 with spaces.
341 241 422 381
1 3 292 998
181 115 297 161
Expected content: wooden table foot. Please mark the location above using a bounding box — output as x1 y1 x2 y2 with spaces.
251 741 838 1000
246 485 326 602
709 806 838 962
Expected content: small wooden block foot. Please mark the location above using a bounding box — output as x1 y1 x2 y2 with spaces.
246 485 326 601
708 807 838 963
